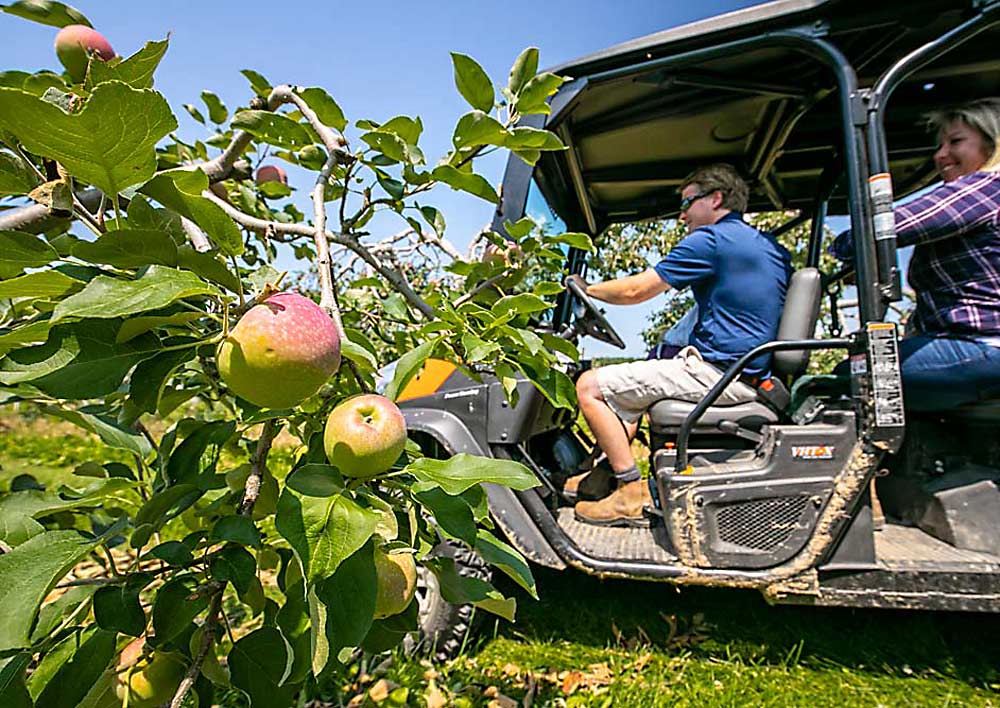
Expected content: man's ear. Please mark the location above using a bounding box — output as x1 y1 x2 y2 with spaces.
709 190 724 209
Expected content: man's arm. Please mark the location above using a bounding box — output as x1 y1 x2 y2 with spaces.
585 269 671 305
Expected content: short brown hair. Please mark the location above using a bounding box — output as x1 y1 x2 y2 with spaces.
680 163 750 212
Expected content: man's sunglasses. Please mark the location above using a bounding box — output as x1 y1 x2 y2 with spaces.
679 190 715 213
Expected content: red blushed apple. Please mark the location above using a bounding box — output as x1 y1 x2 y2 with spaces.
54 25 115 82
256 165 288 186
216 292 340 409
324 394 407 478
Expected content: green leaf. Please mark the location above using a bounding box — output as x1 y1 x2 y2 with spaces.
314 539 376 655
24 322 160 399
1 1 90 28
93 580 147 637
414 487 477 545
32 627 116 708
166 419 235 487
149 540 193 566
408 453 539 495
504 126 564 151
141 169 244 255
430 556 516 621
0 654 32 708
135 484 202 528
0 530 104 651
476 528 536 598
71 228 178 268
380 115 423 146
86 38 168 89
177 245 241 292
0 230 58 278
0 325 79 386
241 68 272 98
0 270 82 299
200 90 228 124
419 205 446 238
0 152 39 196
229 627 299 708
360 130 407 163
508 47 539 95
296 87 347 132
211 515 262 548
541 332 579 360
151 576 209 645
450 52 494 112
492 293 552 318
522 362 576 410
384 338 438 401
462 332 501 363
285 463 344 497
515 72 566 115
341 338 377 373
0 82 177 197
551 231 594 251
184 103 205 124
40 404 152 457
52 265 220 323
117 311 202 343
275 488 380 586
504 217 536 239
431 165 499 204
231 109 313 149
211 545 257 595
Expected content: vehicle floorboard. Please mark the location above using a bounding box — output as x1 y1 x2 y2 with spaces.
556 507 676 562
875 523 1000 570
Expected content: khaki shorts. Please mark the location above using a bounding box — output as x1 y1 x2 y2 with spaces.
595 346 756 423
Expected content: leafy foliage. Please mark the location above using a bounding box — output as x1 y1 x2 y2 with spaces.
0 4 581 706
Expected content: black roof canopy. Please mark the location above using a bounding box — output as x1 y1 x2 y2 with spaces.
530 0 1000 232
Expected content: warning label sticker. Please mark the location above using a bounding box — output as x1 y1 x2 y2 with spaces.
866 322 904 427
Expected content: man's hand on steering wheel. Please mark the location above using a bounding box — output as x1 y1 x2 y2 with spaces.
564 275 627 349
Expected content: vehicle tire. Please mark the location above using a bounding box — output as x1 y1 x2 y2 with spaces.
414 539 491 661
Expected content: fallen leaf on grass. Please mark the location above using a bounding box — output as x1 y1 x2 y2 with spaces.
368 678 397 703
426 684 448 708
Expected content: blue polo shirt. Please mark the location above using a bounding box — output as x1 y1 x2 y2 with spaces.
654 212 792 376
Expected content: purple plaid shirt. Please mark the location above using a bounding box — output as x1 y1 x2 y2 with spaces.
834 171 1000 336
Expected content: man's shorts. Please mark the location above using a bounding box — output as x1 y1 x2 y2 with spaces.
595 346 757 424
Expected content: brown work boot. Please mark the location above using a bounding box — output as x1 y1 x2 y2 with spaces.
574 479 652 528
562 460 614 502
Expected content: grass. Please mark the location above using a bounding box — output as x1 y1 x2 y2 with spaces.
3 420 999 707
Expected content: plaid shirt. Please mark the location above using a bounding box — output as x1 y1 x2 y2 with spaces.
833 171 1000 336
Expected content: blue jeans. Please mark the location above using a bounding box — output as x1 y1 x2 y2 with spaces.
900 335 1000 411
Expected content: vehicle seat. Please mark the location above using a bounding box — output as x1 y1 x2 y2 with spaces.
649 267 822 435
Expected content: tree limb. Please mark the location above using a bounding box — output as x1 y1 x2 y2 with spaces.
167 586 223 708
238 419 279 517
311 152 346 338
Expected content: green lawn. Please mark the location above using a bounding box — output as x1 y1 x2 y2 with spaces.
3 423 999 707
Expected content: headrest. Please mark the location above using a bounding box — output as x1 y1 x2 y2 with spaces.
773 268 822 377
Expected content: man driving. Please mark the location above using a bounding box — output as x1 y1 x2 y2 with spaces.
569 163 793 527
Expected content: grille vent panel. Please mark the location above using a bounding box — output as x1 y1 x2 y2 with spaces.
715 495 810 552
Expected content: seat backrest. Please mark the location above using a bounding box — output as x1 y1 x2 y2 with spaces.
773 267 822 378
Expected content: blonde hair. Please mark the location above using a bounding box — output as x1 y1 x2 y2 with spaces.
927 97 1000 172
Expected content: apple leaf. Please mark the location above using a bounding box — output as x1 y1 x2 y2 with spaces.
0 152 39 196
151 576 209 646
0 653 32 708
86 38 169 90
413 487 477 545
231 109 313 149
93 581 147 637
475 528 537 598
428 556 516 621
31 628 117 708
240 68 272 98
430 165 499 204
229 628 299 708
296 87 347 132
116 312 202 344
509 47 539 96
491 293 552 319
0 230 58 278
452 110 508 149
71 228 178 268
141 169 244 255
383 337 438 401
408 453 539 495
514 72 566 115
504 126 564 151
0 82 177 197
450 52 494 112
0 321 51 358
211 516 262 548
210 546 257 595
39 404 152 457
200 90 228 124
0 0 90 28
52 265 220 323
0 270 82 299
275 488 380 586
0 529 108 651
314 540 376 656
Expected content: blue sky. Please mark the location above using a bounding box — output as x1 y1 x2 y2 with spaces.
1 0 781 357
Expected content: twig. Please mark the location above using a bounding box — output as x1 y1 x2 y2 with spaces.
238 419 280 517
167 587 224 708
180 217 213 253
311 152 347 339
455 272 507 307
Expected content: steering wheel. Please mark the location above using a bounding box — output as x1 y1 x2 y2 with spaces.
564 275 627 350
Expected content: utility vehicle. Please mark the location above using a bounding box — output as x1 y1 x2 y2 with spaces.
403 0 1000 651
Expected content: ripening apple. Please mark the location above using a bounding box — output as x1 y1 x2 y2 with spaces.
324 394 407 477
374 547 417 619
54 25 115 81
116 652 186 708
256 165 288 186
216 292 341 409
